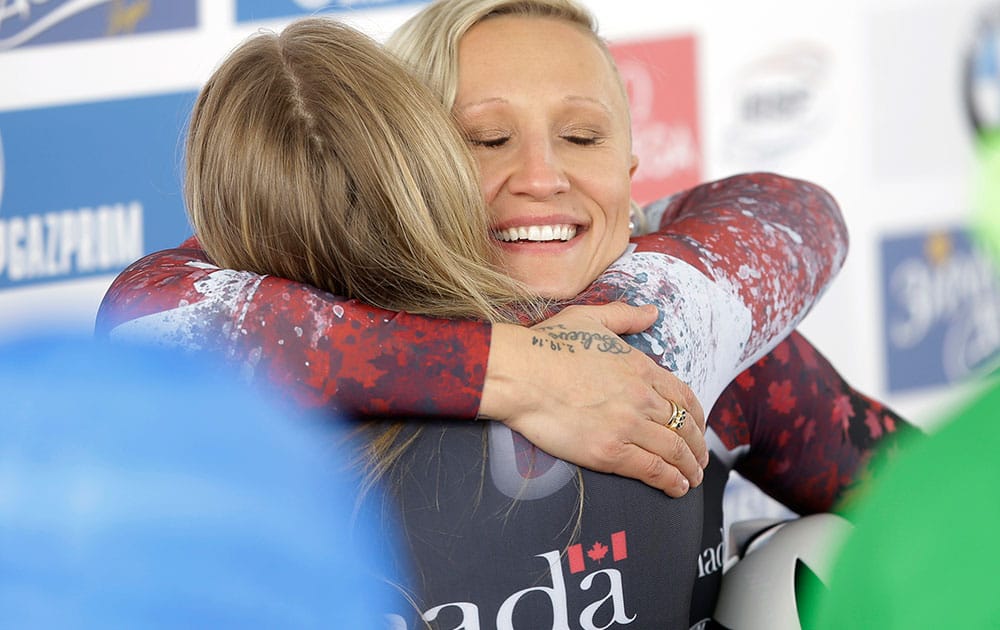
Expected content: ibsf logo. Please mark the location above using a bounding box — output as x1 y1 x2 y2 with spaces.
964 4 1000 140
723 43 834 165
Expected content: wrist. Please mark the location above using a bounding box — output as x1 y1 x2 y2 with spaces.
479 323 536 422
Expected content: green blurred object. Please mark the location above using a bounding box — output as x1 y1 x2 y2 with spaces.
806 383 1000 628
973 130 1000 266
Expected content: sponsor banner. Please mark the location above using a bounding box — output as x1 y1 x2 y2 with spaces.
0 0 198 52
722 41 834 165
610 34 701 205
0 91 195 290
881 227 1000 392
236 0 423 22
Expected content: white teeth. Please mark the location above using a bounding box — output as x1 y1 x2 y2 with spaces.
493 224 577 242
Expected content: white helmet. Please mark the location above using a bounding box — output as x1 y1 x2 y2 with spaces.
713 513 853 630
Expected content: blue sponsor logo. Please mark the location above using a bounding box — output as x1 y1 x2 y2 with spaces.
0 91 196 289
0 0 197 51
965 3 1000 139
236 0 423 22
881 228 1000 392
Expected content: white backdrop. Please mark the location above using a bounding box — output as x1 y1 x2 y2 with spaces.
2 0 998 433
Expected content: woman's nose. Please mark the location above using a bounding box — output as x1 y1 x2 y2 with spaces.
506 138 570 199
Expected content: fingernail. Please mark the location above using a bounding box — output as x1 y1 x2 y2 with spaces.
694 467 704 487
680 478 690 494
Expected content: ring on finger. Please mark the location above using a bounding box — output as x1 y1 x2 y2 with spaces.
665 399 687 431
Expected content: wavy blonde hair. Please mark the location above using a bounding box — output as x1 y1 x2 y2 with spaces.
186 17 538 323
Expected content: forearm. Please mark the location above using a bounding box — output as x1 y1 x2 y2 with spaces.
579 173 848 408
241 280 491 417
96 239 492 418
632 173 848 361
713 331 920 513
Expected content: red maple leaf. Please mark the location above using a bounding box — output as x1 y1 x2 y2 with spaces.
735 370 755 391
884 414 896 433
865 409 884 439
831 394 854 432
767 379 796 414
587 541 609 563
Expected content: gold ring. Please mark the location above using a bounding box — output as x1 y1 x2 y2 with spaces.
665 399 687 431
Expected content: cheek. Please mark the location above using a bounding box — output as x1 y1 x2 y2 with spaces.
473 155 503 204
583 149 633 220
600 173 634 231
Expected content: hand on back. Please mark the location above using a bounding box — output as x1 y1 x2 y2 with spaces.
481 302 707 497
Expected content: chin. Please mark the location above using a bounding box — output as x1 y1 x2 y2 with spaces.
505 260 591 300
521 278 588 301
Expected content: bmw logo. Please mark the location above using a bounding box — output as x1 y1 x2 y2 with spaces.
965 5 1000 139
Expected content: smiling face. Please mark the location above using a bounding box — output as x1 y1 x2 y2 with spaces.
455 15 638 299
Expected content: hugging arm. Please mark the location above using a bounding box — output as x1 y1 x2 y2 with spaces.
95 240 492 418
96 238 706 495
710 331 920 514
644 175 917 511
584 172 848 406
96 171 844 495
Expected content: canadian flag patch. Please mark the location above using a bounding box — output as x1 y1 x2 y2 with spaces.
568 530 628 574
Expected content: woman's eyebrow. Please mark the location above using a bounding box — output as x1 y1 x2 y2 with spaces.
562 95 613 115
454 96 509 114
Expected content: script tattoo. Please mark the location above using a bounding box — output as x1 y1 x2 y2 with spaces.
530 324 632 355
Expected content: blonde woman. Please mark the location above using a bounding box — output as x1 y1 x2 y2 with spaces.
386 1 917 626
96 14 870 627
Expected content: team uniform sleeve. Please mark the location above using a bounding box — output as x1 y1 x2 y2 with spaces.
96 172 846 422
639 175 916 511
578 172 848 407
96 238 491 418
638 172 847 360
709 331 919 514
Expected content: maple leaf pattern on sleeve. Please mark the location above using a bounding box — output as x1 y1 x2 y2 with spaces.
95 238 492 419
710 330 919 514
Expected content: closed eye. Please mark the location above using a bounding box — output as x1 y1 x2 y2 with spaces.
469 136 510 148
563 135 602 146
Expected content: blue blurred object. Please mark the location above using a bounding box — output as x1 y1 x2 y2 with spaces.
0 335 401 628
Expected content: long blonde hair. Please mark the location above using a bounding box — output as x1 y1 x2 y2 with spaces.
186 17 537 323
